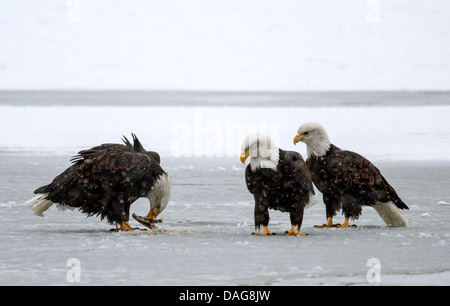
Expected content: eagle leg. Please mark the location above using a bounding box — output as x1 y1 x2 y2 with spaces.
335 218 357 228
110 221 138 232
285 225 308 236
252 226 275 236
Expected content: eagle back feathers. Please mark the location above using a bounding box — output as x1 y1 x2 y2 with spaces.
307 144 408 214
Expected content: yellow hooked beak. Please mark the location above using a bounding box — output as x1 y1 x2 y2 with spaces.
240 150 250 164
293 133 308 145
146 207 159 219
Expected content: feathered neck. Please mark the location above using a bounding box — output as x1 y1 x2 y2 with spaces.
306 133 331 158
250 148 280 171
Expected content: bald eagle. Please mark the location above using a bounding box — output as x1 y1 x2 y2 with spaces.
241 134 315 236
293 122 408 227
26 134 171 231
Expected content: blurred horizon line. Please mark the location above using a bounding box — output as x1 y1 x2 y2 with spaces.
1 90 449 107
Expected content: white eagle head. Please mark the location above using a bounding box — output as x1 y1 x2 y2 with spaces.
294 122 331 158
147 173 172 219
240 133 280 171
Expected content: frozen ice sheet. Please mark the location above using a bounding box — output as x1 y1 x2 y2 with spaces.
0 155 449 286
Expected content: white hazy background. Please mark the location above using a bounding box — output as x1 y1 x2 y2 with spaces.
1 0 449 91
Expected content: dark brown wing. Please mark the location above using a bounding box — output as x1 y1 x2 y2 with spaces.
279 150 315 196
325 146 408 209
328 149 381 188
245 165 256 194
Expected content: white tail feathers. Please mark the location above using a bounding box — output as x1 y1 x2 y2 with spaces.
373 201 408 227
26 194 54 217
306 191 318 209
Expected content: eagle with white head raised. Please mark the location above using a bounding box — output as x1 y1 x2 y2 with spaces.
294 122 409 228
241 133 315 235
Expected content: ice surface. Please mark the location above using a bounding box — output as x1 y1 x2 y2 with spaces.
0 93 449 285
0 156 449 285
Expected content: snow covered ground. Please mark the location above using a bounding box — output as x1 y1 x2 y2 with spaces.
0 92 449 286
1 1 449 91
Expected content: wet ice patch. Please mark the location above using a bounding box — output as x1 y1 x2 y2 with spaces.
235 241 249 245
139 229 185 236
172 165 194 170
208 167 226 172
418 233 434 238
1 201 15 207
436 240 446 247
436 201 450 206
231 165 243 172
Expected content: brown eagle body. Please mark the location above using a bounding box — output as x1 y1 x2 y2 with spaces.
241 134 315 235
307 144 408 220
245 149 315 231
294 122 409 227
29 135 170 229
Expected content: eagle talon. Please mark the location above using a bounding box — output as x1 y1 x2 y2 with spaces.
314 217 336 228
314 224 340 228
335 218 357 228
284 231 308 236
110 221 137 232
252 226 275 235
284 225 308 236
336 224 357 228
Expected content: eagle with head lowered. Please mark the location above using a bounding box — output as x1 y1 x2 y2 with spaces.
294 122 408 228
27 134 171 231
241 133 315 236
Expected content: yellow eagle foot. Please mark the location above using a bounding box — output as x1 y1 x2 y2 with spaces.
314 217 357 228
252 226 275 236
284 225 308 236
335 218 357 228
110 221 139 232
314 217 337 228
